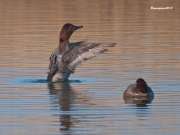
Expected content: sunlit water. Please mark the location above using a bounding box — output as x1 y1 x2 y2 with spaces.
0 0 180 135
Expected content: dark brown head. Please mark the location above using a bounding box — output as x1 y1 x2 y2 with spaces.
136 78 148 93
60 23 83 41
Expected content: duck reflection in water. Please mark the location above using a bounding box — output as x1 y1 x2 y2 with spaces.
48 81 91 131
123 78 154 106
48 82 72 131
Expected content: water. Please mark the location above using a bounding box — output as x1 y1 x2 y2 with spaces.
0 0 180 134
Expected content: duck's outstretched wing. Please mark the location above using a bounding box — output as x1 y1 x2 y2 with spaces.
47 47 59 81
62 42 116 73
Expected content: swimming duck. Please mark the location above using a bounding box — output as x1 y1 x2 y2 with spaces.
123 78 154 97
47 23 115 82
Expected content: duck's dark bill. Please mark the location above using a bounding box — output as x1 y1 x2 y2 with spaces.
74 25 83 30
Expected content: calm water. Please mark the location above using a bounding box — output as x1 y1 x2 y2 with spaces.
0 0 180 134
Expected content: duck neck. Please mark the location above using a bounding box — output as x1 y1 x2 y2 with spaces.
59 38 69 52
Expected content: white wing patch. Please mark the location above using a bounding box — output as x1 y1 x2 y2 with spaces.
88 45 106 53
68 51 95 71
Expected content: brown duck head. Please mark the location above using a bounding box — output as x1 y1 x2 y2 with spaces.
136 78 148 93
60 23 83 41
59 23 83 52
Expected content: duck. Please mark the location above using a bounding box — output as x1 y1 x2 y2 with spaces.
123 78 154 97
47 23 116 82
